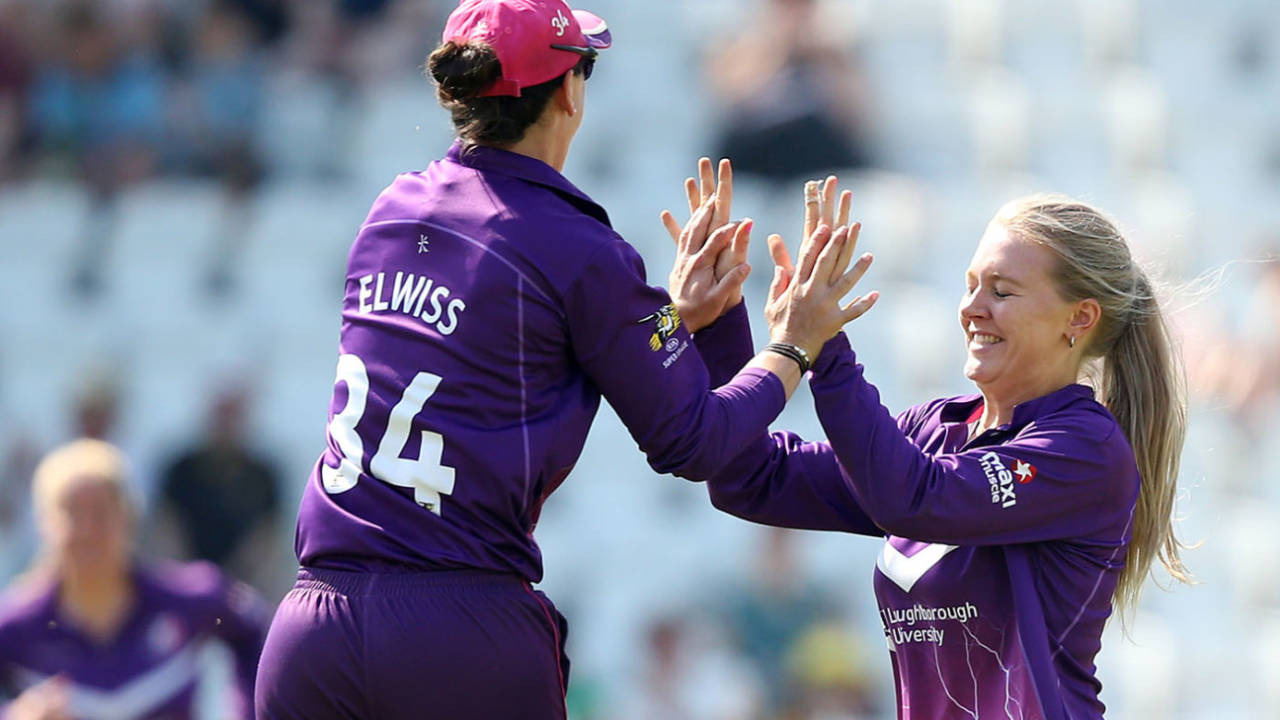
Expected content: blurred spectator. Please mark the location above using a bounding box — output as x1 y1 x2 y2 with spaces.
0 436 38 537
705 0 873 183
0 434 40 583
1184 250 1280 439
72 372 123 443
720 527 840 715
617 614 764 720
339 0 393 22
171 2 265 190
170 1 267 296
783 622 880 720
27 0 165 192
0 439 268 719
23 0 168 296
151 385 281 592
1235 252 1280 425
628 617 696 720
0 1 34 183
0 370 126 582
224 0 290 48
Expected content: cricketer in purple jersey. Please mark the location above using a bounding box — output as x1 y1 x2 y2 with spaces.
257 2 825 714
700 308 1139 720
0 562 269 720
293 139 785 582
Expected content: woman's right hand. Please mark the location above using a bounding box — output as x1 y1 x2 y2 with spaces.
662 158 749 320
765 221 878 358
666 196 752 333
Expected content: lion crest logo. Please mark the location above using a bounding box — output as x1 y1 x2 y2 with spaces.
638 304 682 351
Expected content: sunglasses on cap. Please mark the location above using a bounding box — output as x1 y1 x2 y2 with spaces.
551 43 597 80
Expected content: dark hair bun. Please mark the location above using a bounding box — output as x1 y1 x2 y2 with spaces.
426 40 581 148
428 42 503 104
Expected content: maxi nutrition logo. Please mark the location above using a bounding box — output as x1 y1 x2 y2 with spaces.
980 451 1034 508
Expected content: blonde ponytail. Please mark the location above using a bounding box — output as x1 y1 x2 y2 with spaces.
1097 272 1191 615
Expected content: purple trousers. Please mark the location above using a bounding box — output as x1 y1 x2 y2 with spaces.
255 567 569 719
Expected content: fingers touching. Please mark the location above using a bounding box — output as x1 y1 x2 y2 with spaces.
669 157 735 245
810 224 848 287
769 263 792 304
694 219 738 268
832 222 860 285
667 163 878 328
795 224 834 285
727 216 751 265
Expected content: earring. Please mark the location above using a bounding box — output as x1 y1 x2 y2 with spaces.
1068 335 1076 349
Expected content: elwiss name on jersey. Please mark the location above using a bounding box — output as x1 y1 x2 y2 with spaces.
356 270 467 336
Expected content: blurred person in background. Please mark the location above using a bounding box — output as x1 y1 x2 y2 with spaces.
0 370 126 591
251 0 873 716
705 0 873 184
696 187 1192 719
718 526 841 715
169 1 267 296
25 0 165 190
223 0 290 49
628 617 699 720
0 0 34 183
616 614 764 720
1236 252 1280 424
0 433 40 583
1214 251 1279 435
331 0 398 85
0 439 268 720
783 621 879 720
70 374 122 445
152 384 282 595
1179 246 1280 483
24 0 167 297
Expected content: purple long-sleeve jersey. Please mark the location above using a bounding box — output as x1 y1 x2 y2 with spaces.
293 141 785 582
0 562 268 719
702 316 1140 720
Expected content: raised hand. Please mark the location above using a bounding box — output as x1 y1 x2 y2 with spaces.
667 196 754 333
765 221 878 358
662 157 751 329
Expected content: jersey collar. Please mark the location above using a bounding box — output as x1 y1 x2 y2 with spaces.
444 140 611 226
939 383 1096 432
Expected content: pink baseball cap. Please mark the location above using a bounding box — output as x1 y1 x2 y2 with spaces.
443 0 611 98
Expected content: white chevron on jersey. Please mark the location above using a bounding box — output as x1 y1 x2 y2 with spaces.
877 541 959 593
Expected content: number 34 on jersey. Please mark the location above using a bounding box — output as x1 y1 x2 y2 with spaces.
321 354 458 515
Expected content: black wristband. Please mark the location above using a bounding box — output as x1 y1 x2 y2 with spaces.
764 342 812 374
